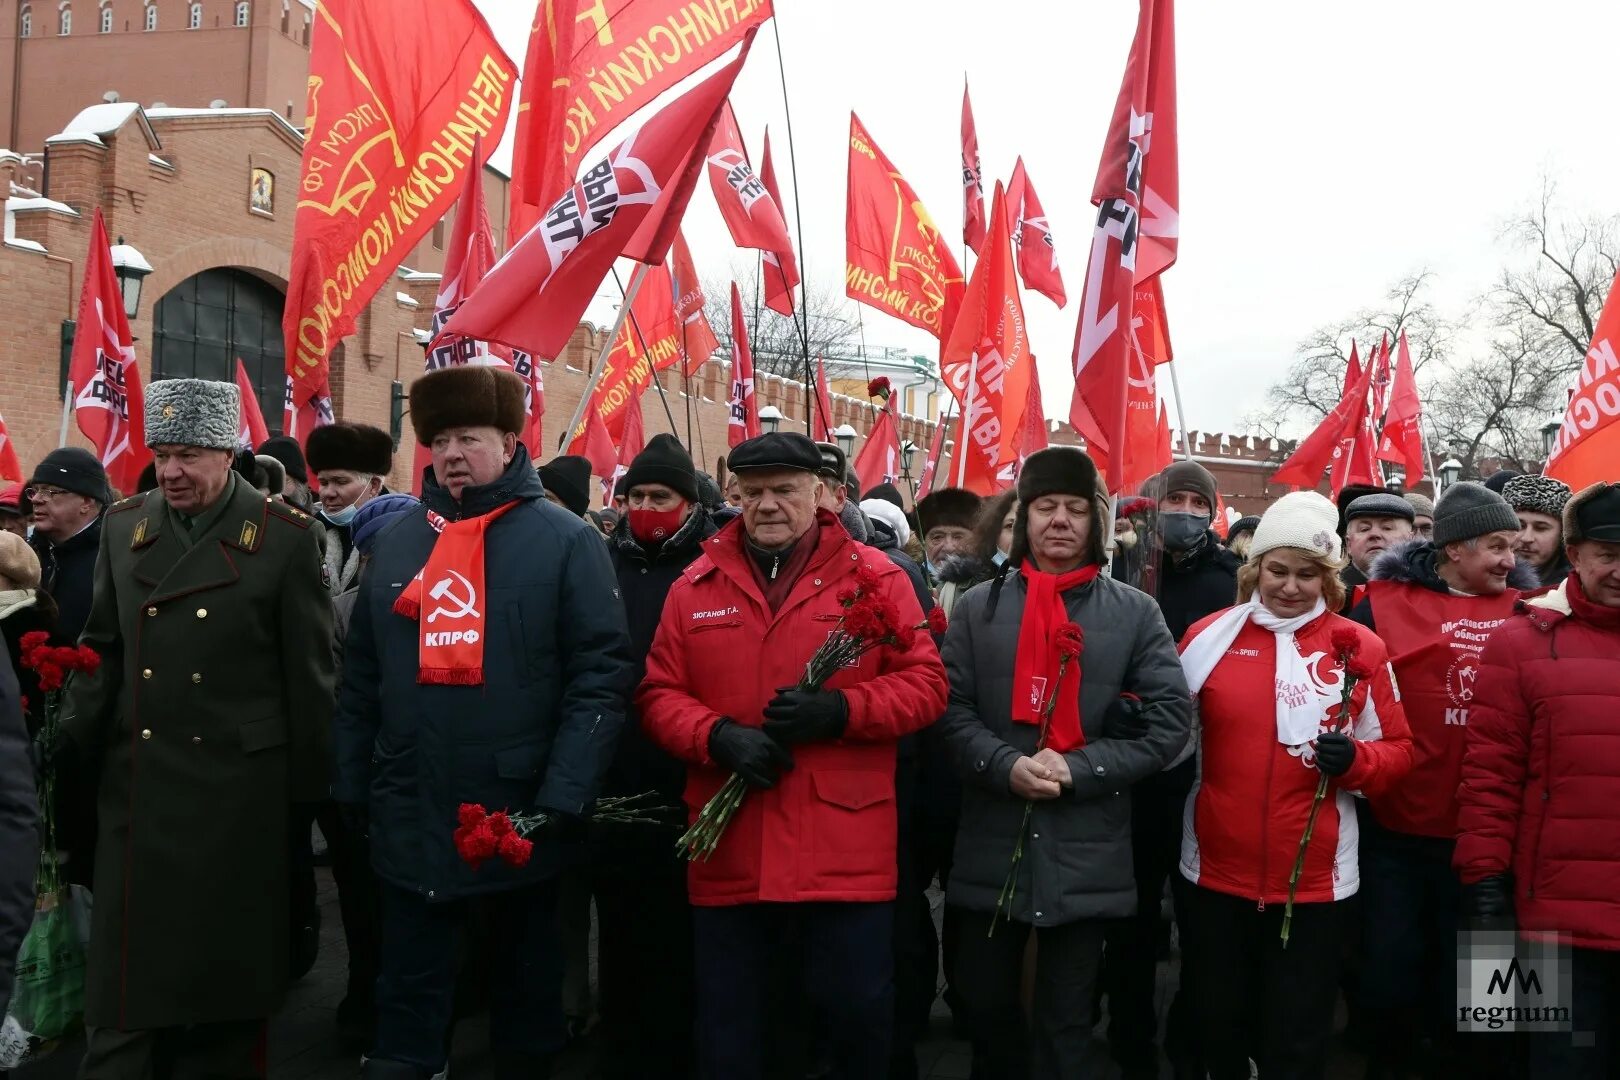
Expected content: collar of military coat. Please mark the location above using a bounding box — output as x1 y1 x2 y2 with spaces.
122 474 278 554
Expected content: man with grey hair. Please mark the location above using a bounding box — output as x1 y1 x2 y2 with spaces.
45 377 335 1079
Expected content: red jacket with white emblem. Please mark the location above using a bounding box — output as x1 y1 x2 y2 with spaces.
1178 610 1413 905
637 512 948 905
1454 577 1620 950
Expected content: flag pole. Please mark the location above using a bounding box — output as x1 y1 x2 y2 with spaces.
955 351 977 488
57 382 74 447
1165 357 1195 462
559 262 651 450
611 265 681 436
768 17 816 422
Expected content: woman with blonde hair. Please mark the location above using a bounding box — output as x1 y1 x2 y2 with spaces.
1175 491 1414 1079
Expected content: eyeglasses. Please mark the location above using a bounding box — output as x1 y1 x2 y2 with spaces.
24 486 76 502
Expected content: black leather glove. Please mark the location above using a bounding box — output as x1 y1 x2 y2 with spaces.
1464 874 1515 922
708 718 794 789
337 801 370 841
1104 694 1150 740
762 687 849 746
525 809 584 847
1314 732 1356 778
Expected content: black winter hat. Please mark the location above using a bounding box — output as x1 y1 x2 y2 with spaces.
864 482 906 510
727 432 822 474
1484 469 1522 495
305 422 395 477
917 487 983 535
1017 446 1099 506
1228 515 1261 540
1345 492 1415 523
1432 481 1521 547
408 366 526 445
28 447 109 504
538 455 593 517
1565 482 1620 545
695 471 723 511
1157 460 1218 511
623 434 699 504
1335 484 1388 536
257 435 309 484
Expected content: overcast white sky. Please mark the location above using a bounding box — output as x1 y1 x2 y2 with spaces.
471 0 1620 436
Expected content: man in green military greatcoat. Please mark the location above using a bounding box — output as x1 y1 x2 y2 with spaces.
52 377 335 1079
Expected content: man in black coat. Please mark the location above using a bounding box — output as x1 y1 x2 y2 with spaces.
334 367 632 1080
583 434 715 1080
0 640 37 1022
26 446 109 644
1105 460 1239 1080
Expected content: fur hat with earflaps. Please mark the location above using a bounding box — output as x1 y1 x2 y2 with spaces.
1564 482 1620 547
306 422 395 477
408 367 527 446
145 378 240 450
1008 446 1108 568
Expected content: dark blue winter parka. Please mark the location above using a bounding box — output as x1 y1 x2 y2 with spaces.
334 445 633 900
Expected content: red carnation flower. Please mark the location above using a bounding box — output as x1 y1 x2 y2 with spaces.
486 811 515 839
1055 622 1084 661
454 822 498 869
34 664 64 693
497 831 534 868
1345 657 1376 682
867 376 891 399
19 631 49 662
927 607 948 635
74 645 101 674
1330 627 1360 660
457 803 487 829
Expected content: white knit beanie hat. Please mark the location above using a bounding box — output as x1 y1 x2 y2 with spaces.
1249 491 1342 563
860 498 911 547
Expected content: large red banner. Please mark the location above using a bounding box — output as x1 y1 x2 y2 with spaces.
509 0 774 241
1546 267 1620 491
846 113 964 339
284 0 515 416
69 208 149 494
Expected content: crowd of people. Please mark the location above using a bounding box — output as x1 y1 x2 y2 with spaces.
0 368 1617 1080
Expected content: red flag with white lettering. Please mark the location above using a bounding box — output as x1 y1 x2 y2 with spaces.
1069 0 1178 492
962 80 986 254
759 127 800 317
940 183 1031 494
1545 266 1620 490
235 359 271 451
69 209 150 494
854 395 904 494
708 101 795 257
812 356 835 442
282 373 333 445
0 409 23 483
444 40 754 358
672 231 721 376
727 282 760 447
1007 158 1066 309
916 408 950 498
1376 331 1425 483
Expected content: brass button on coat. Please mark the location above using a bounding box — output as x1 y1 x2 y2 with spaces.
142 668 152 679
147 606 158 617
191 673 202 684
140 729 152 740
191 736 202 744
196 608 207 618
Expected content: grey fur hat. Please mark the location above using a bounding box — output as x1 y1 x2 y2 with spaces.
1502 473 1572 518
145 378 240 450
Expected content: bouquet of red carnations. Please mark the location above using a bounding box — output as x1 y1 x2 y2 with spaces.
677 565 944 862
453 791 674 870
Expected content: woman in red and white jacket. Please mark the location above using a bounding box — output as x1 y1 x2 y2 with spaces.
1176 491 1413 1080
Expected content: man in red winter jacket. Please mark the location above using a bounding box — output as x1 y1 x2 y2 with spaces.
1456 481 1620 1075
638 432 947 1080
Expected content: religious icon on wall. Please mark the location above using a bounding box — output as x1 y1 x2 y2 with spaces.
250 167 274 215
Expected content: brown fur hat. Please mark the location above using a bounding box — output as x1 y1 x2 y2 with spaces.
408 366 527 446
1564 482 1620 546
305 422 395 476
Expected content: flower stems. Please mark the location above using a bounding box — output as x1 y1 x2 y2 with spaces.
992 801 1035 936
1280 772 1329 948
677 772 749 861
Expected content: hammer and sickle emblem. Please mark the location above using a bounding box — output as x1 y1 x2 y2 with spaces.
426 570 479 624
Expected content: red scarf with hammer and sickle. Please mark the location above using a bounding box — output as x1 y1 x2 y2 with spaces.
393 503 519 685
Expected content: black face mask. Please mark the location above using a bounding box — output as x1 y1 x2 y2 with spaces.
1158 512 1210 553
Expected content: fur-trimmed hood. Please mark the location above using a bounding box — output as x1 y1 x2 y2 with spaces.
935 550 1001 587
1368 537 1540 594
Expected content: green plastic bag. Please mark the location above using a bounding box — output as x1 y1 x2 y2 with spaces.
8 888 87 1044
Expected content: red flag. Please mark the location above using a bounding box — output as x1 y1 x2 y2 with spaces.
846 113 965 339
759 128 800 317
1069 0 1178 492
1330 345 1380 494
727 282 760 447
569 405 618 498
673 231 721 375
1370 333 1392 422
961 80 986 254
1154 403 1173 474
235 360 271 450
1271 357 1377 491
812 357 836 443
1007 158 1066 308
69 208 150 494
561 267 675 452
1545 266 1620 490
707 102 795 256
941 183 1031 495
1012 367 1049 465
605 388 647 502
444 42 752 358
1376 331 1426 482
916 409 950 498
284 0 515 419
1089 281 1172 490
854 396 904 494
508 0 773 243
282 372 333 444
0 409 24 483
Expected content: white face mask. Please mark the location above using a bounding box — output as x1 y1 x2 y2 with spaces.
322 477 374 527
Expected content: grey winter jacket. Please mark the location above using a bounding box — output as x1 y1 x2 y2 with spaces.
939 569 1191 926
